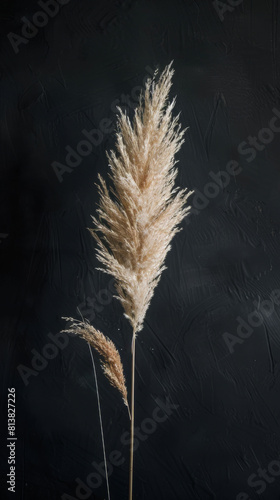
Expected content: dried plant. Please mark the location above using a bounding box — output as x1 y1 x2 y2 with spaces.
87 61 193 500
62 317 129 411
89 62 192 336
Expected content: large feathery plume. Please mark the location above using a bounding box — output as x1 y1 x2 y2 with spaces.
89 61 193 335
88 62 193 500
62 317 129 411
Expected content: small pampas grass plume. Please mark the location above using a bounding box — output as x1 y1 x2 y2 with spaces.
89 61 193 334
62 317 129 411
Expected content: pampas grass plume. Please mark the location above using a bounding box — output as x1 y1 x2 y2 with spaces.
62 317 129 410
89 61 193 334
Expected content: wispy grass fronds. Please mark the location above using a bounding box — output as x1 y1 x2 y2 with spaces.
62 317 129 411
88 61 193 334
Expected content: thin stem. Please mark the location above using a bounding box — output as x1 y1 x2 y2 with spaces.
127 403 131 420
129 330 136 500
88 342 111 500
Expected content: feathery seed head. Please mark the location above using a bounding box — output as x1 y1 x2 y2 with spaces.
61 317 129 409
89 62 193 333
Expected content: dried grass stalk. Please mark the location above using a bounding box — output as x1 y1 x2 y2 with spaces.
89 61 193 334
87 62 193 500
62 317 129 410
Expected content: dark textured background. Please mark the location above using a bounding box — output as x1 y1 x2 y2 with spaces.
1 0 280 499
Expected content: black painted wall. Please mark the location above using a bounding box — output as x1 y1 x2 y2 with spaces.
1 1 280 499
